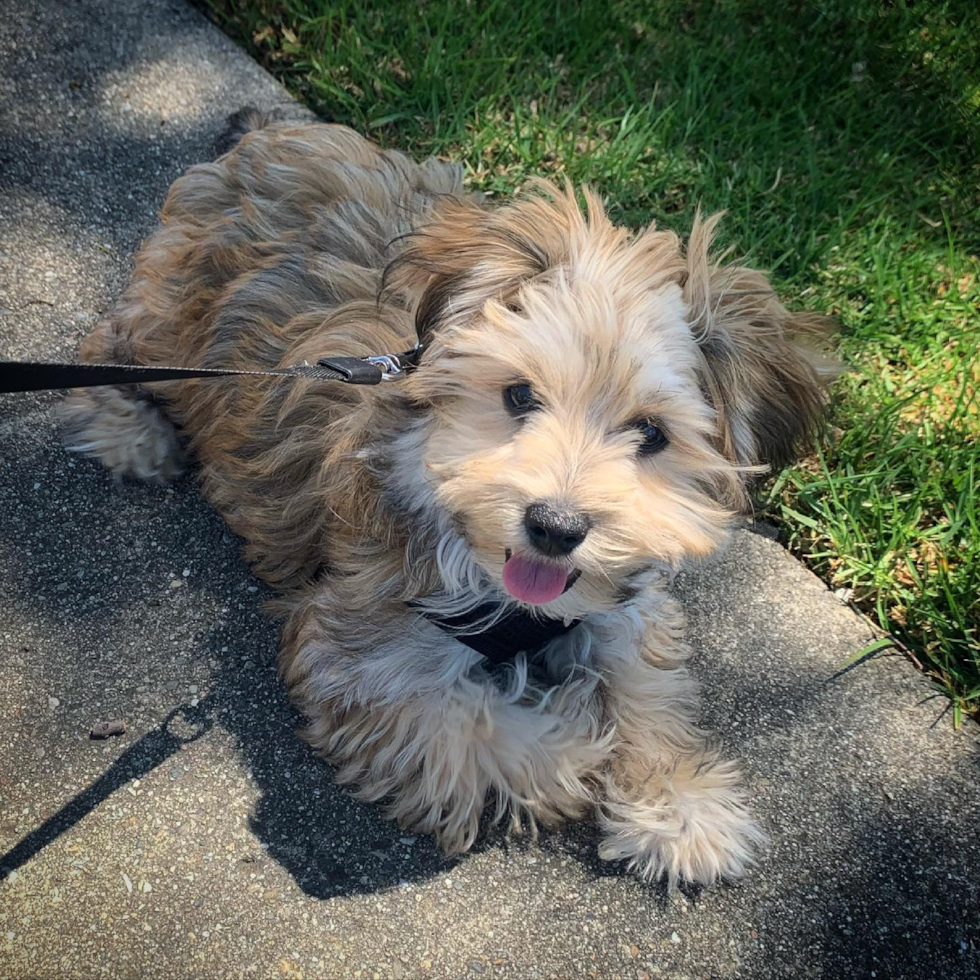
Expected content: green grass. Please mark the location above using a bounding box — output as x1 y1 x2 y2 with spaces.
203 0 980 720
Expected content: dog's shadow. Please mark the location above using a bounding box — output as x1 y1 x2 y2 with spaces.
198 614 464 899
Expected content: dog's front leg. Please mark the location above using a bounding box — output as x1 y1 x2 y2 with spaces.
594 600 765 887
282 598 609 854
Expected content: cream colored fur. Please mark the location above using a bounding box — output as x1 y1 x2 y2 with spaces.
62 115 834 887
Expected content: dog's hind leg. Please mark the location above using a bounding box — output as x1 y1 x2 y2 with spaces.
594 600 766 888
61 315 184 482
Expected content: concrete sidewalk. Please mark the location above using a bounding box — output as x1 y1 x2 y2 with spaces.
1 1 977 977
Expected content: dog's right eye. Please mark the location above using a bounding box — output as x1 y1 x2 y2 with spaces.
503 382 539 416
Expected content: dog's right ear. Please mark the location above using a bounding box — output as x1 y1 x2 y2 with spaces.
682 212 838 475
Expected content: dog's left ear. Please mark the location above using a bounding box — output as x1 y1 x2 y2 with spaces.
382 198 494 349
682 212 838 473
389 189 574 351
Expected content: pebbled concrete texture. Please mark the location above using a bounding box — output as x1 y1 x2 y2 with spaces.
0 1 977 978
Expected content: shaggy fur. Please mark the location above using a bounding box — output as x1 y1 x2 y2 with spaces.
63 113 835 887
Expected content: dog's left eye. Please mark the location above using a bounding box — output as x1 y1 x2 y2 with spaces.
503 383 539 416
631 419 670 456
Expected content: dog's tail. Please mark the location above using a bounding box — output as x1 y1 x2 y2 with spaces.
216 102 325 157
215 106 284 157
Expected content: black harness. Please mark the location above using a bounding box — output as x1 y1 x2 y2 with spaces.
422 603 581 664
1 347 580 663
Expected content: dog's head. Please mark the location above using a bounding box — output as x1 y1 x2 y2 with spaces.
389 185 835 617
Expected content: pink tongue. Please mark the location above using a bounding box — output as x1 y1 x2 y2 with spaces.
502 554 569 605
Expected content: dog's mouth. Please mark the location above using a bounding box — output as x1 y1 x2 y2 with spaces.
502 548 582 605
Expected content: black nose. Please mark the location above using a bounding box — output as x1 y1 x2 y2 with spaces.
524 503 590 557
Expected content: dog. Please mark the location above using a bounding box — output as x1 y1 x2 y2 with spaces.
62 109 834 887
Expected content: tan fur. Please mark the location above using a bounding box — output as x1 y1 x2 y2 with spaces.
62 117 834 887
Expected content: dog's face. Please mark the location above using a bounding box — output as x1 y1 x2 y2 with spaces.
394 187 833 617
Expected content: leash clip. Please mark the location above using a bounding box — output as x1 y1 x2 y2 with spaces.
316 350 416 385
366 353 404 381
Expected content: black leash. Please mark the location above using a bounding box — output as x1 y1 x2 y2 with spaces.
0 349 421 393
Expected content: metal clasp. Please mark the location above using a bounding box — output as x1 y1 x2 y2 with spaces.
366 353 404 381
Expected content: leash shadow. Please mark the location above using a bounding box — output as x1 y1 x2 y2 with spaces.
0 700 214 881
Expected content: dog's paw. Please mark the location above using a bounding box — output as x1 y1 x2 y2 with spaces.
62 388 185 483
598 759 766 888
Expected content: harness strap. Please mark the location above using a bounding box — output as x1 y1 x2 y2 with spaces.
421 603 582 664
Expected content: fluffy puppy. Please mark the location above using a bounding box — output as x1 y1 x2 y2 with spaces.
63 112 834 887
